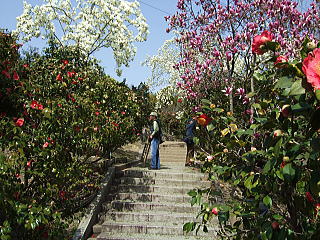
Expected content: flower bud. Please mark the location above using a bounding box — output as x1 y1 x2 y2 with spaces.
307 41 317 51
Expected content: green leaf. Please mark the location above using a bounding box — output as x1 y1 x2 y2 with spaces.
183 222 195 233
273 214 284 221
275 76 293 89
283 163 296 182
263 195 272 209
252 103 261 109
274 138 283 158
201 99 211 105
291 103 312 113
206 123 214 131
244 175 254 190
316 89 320 101
288 79 305 96
263 160 273 173
253 72 264 81
188 190 197 197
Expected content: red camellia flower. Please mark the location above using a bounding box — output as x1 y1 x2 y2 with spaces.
30 100 38 109
26 160 32 168
13 71 20 80
95 111 100 116
271 221 280 230
177 98 183 103
252 30 273 55
280 161 287 168
59 190 67 200
306 192 315 203
62 59 69 65
302 48 320 90
15 118 24 127
30 100 43 110
211 207 218 215
275 55 288 68
56 73 62 81
1 70 11 79
43 142 49 148
67 71 76 78
197 114 212 127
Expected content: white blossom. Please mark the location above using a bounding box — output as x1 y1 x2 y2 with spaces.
14 0 149 71
142 36 181 90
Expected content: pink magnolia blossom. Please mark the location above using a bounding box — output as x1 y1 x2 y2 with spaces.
302 48 320 90
252 30 273 55
222 87 232 96
235 88 246 99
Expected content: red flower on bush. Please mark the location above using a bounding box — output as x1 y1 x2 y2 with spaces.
112 122 119 127
1 69 10 79
13 71 19 80
302 48 320 90
59 190 67 200
177 98 183 103
95 111 100 116
56 73 62 81
252 30 273 55
197 114 212 127
306 192 315 203
30 100 43 110
15 118 24 127
275 55 288 68
43 142 49 148
62 59 69 65
211 207 218 215
31 100 38 109
67 71 76 78
280 161 287 168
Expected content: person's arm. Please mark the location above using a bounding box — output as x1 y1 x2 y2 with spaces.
150 120 159 138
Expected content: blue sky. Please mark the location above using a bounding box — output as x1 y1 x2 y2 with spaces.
0 0 177 89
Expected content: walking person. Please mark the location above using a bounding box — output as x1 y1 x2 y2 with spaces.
184 116 197 167
148 112 161 170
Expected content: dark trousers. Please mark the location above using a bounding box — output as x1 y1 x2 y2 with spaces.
186 143 194 163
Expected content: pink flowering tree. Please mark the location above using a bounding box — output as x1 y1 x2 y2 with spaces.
167 0 320 111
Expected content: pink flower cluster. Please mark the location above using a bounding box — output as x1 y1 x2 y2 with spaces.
167 0 320 98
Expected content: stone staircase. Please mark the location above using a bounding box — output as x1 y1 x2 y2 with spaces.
89 141 218 240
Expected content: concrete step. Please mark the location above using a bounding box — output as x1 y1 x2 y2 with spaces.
111 201 198 213
104 211 198 223
98 221 217 236
115 184 200 195
122 169 207 181
109 192 189 203
95 232 212 240
116 177 211 187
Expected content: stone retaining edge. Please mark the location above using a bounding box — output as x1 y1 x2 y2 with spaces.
72 166 115 240
72 143 145 240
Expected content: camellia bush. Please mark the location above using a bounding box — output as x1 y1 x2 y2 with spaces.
0 32 150 239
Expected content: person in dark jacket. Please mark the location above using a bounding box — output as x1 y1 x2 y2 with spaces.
148 112 161 169
184 117 197 166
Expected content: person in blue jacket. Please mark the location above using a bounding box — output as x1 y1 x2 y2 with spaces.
184 117 197 166
148 112 161 169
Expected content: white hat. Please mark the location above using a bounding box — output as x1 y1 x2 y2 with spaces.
150 112 158 117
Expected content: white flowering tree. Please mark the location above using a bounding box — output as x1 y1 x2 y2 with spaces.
14 0 149 71
142 37 180 90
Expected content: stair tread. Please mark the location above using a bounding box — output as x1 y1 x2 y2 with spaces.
97 232 210 240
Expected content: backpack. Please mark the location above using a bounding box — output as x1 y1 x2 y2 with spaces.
151 119 164 144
